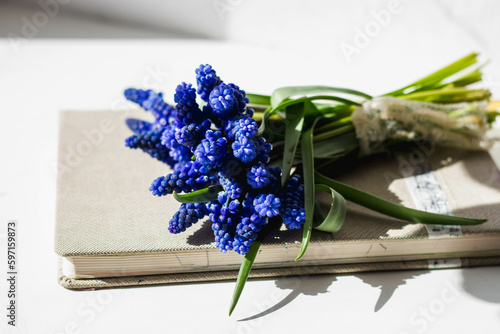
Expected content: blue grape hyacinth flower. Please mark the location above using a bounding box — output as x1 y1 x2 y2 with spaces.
246 164 270 189
253 194 281 218
196 64 221 102
123 64 306 255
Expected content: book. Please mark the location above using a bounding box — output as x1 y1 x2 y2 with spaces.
55 110 500 289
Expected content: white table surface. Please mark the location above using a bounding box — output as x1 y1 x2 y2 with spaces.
1 2 500 333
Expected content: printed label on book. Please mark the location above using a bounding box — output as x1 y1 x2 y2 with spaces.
402 159 462 238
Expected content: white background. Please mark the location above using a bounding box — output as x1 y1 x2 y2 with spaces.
1 0 500 333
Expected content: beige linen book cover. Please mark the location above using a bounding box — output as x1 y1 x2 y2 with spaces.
55 110 500 290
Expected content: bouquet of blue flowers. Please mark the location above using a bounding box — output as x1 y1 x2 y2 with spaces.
123 52 498 314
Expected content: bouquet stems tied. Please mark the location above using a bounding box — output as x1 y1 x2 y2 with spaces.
230 52 496 315
122 53 498 316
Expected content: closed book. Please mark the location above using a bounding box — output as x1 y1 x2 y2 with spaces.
54 110 500 289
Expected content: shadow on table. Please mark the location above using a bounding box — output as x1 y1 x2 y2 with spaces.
238 274 336 321
460 266 500 304
353 270 428 312
238 268 428 321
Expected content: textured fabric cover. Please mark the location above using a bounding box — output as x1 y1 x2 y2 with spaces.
55 110 500 289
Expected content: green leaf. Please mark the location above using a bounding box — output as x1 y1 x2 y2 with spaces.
315 115 352 133
384 52 478 96
314 172 486 226
294 131 358 159
296 102 321 261
229 240 261 316
312 132 359 158
313 200 325 226
426 66 485 91
271 86 372 108
312 124 355 143
247 93 271 106
281 103 305 185
278 95 362 110
173 185 223 203
257 95 360 137
256 106 275 137
318 105 355 120
487 110 500 124
313 184 347 233
399 87 491 103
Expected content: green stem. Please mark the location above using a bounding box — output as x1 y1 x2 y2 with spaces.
313 124 355 142
384 52 478 96
447 104 481 119
315 116 352 133
252 112 282 121
400 87 490 103
296 126 315 261
228 240 261 316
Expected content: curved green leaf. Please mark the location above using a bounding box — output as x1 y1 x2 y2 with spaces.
247 93 271 106
173 185 223 203
271 85 372 108
258 95 360 137
314 184 347 233
229 241 261 316
296 102 321 261
276 95 362 110
314 172 486 226
256 106 275 137
281 103 305 185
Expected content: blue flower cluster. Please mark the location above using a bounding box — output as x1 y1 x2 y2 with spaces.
149 161 216 196
124 64 306 255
